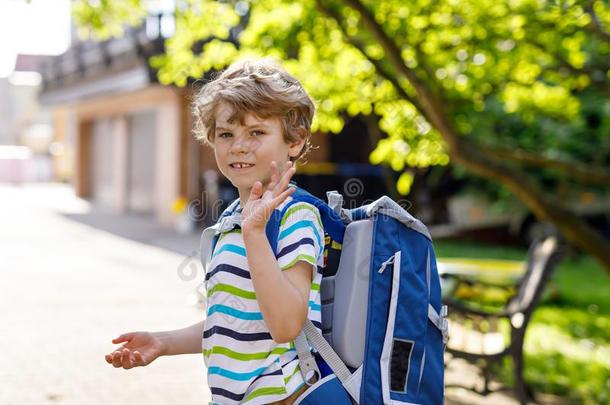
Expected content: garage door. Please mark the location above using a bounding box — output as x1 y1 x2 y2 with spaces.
90 118 115 208
127 110 156 213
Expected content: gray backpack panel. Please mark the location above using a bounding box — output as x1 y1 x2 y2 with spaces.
320 218 375 369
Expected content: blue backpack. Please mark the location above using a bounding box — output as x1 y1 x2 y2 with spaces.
200 185 447 405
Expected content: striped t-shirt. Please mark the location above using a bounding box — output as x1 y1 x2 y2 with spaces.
202 196 325 405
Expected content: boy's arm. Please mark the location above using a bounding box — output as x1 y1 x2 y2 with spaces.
107 320 205 369
239 161 314 343
154 320 206 356
243 229 312 343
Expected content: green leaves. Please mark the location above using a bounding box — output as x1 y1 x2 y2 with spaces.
74 0 610 197
72 0 146 40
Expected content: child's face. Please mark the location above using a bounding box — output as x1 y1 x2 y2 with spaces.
213 102 304 200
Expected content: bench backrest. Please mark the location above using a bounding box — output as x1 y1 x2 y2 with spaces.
507 236 563 316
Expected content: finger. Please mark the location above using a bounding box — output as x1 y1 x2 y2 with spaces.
271 162 291 197
248 181 263 201
121 348 133 369
279 160 293 180
112 333 134 344
112 351 123 368
277 164 296 193
133 351 145 366
272 160 291 192
105 354 113 364
271 185 296 209
266 161 279 192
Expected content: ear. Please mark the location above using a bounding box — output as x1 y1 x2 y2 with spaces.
287 131 307 159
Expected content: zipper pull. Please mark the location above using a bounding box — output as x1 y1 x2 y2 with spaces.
378 255 396 274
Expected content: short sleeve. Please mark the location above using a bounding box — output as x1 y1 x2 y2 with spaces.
276 202 325 271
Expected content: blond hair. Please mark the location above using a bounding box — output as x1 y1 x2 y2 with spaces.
192 58 315 163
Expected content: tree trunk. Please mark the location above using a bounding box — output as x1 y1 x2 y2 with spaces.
451 141 610 270
361 115 402 202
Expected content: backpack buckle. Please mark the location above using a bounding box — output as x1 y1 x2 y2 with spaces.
217 213 241 232
327 190 352 222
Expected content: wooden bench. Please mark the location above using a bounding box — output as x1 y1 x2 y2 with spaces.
441 236 565 405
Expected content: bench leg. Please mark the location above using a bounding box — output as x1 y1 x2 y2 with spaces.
512 328 534 405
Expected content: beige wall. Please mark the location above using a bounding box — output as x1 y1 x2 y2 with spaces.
57 85 187 227
155 101 181 226
112 117 130 211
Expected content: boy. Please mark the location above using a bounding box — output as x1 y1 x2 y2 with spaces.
105 59 325 405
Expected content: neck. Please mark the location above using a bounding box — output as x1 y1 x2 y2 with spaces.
237 188 248 209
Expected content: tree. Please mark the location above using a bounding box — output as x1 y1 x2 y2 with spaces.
74 0 610 270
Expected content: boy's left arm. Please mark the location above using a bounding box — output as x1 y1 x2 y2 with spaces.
243 229 312 343
241 161 318 343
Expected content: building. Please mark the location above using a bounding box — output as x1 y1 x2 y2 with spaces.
1 54 56 183
40 14 194 227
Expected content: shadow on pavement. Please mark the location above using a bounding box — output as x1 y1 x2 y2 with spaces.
61 208 202 257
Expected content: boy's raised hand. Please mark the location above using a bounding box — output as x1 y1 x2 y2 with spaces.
105 331 166 370
241 160 296 233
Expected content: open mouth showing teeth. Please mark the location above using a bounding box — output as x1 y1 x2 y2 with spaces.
230 163 255 169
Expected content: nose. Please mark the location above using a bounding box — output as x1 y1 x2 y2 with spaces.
229 134 250 155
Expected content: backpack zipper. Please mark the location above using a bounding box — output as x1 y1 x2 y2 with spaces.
378 255 396 274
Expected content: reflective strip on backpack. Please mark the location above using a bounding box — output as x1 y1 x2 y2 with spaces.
379 251 402 404
427 304 449 345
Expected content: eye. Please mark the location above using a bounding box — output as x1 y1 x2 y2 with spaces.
218 132 232 139
251 130 265 136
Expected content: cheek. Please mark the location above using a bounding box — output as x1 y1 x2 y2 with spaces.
249 138 263 152
213 146 229 175
214 143 227 160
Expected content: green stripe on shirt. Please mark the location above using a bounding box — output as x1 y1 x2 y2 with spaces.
203 346 291 361
280 203 323 230
207 283 256 300
243 386 288 402
280 253 316 271
217 228 241 245
284 364 302 384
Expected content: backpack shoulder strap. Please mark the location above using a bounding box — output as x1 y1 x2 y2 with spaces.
199 197 241 270
265 184 346 255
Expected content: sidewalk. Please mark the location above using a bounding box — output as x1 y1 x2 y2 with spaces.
1 183 209 405
1 182 529 404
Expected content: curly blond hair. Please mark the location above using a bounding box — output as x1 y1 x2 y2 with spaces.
192 58 315 163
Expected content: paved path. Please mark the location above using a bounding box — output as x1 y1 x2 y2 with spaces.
1 183 208 404
1 183 530 405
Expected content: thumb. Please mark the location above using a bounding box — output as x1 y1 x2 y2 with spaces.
248 181 263 201
112 333 135 344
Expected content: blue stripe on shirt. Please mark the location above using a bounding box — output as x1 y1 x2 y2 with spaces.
212 243 246 258
308 301 321 311
207 304 263 320
276 237 315 259
208 365 268 381
206 263 251 281
278 220 323 255
210 387 244 402
203 325 272 341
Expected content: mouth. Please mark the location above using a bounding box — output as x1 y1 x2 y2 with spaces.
229 162 256 170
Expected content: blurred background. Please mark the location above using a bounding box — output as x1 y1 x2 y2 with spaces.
1 0 608 404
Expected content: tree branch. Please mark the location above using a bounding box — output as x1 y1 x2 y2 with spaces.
360 114 402 202
314 0 424 113
525 38 591 75
480 144 610 186
338 0 461 152
452 141 610 270
585 0 610 44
